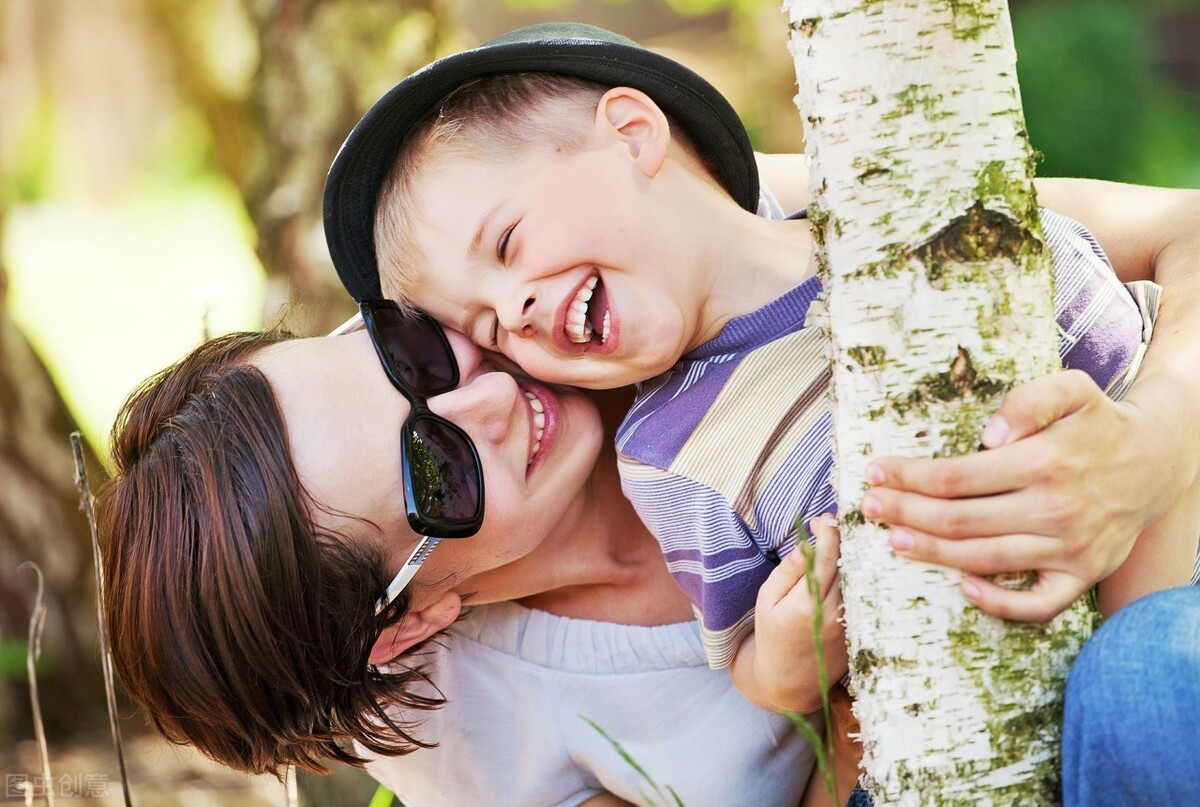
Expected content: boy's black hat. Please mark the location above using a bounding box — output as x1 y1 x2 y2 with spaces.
323 21 759 301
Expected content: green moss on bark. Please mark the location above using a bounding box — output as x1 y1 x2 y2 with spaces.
882 84 951 122
847 345 887 368
881 346 1010 422
914 202 1041 284
945 0 1002 41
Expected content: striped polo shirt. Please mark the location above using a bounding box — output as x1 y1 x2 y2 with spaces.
615 208 1159 668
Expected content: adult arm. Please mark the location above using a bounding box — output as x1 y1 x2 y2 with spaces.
755 154 1200 620
1097 480 1200 616
865 181 1200 620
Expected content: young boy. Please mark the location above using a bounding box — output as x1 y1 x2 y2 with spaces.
323 22 1160 713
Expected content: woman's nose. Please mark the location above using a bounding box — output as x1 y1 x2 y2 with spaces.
426 370 520 445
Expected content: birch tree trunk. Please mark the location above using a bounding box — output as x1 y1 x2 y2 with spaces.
785 1 1093 803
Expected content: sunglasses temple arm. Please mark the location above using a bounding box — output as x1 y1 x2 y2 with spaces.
328 310 364 336
374 536 441 615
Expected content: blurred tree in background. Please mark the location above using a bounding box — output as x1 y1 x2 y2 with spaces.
137 0 461 332
1012 0 1200 187
1 0 461 791
0 0 1195 801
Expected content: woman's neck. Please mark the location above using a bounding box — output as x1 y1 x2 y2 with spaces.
515 462 693 626
459 404 693 626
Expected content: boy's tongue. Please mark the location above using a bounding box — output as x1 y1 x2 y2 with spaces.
587 279 610 340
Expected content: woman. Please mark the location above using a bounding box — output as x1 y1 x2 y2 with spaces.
102 320 824 805
100 169 1200 807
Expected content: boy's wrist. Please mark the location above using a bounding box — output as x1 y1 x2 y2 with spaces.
754 654 824 714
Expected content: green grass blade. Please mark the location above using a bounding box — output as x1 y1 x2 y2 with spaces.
582 715 682 807
367 784 395 807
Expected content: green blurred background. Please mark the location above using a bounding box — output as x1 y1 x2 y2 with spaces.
1 0 1196 803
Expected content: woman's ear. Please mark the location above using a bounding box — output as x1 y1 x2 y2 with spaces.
368 591 462 666
594 86 670 178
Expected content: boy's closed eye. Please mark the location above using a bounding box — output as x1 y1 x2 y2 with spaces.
497 222 516 262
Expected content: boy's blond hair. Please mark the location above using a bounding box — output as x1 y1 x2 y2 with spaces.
374 73 604 302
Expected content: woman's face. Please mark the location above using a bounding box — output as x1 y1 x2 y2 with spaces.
252 327 605 595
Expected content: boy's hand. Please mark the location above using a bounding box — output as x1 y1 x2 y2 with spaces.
753 516 848 714
861 370 1195 623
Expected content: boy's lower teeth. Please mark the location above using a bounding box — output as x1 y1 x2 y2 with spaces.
569 321 592 344
568 307 608 345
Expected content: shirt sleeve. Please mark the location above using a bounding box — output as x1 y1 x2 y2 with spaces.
617 455 771 668
1045 207 1161 399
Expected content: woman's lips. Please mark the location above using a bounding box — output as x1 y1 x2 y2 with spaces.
516 378 559 477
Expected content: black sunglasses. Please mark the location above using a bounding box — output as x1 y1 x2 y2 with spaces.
359 300 485 608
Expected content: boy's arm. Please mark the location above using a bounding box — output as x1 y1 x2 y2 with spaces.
730 519 847 714
579 795 637 807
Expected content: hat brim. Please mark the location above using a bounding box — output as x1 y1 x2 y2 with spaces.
323 25 759 302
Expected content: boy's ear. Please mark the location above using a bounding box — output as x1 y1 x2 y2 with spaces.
368 590 462 666
595 86 670 178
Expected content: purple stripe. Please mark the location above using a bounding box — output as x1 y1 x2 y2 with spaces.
1043 208 1143 388
618 356 743 470
617 276 822 470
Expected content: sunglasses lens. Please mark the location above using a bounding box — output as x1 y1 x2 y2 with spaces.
371 306 457 393
406 416 482 528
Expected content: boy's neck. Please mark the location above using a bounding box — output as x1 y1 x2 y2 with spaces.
688 204 817 351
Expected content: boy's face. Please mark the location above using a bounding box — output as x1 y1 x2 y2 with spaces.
394 138 714 390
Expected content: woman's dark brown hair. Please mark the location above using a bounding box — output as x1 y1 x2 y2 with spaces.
99 330 443 776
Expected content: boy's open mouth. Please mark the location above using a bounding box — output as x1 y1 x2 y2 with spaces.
564 273 611 345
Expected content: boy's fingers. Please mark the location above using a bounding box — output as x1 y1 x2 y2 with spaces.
759 516 841 609
960 571 1086 623
810 516 841 600
823 578 844 616
757 543 810 608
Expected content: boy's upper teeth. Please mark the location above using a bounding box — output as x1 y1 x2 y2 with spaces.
565 275 599 344
524 391 546 453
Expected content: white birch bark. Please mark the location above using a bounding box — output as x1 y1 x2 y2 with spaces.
784 1 1094 803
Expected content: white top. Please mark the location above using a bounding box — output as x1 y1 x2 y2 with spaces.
365 601 816 807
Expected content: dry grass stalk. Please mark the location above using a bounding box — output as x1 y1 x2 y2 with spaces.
16 562 54 807
71 432 134 807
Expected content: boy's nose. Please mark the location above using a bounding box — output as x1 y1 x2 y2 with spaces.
426 369 520 446
498 289 538 338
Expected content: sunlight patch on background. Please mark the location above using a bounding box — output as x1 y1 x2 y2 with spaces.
4 177 265 467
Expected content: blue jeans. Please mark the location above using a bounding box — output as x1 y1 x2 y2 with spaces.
844 784 871 807
1062 586 1200 806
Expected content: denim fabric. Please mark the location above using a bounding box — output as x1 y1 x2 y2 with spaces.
844 784 873 807
1062 586 1200 806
